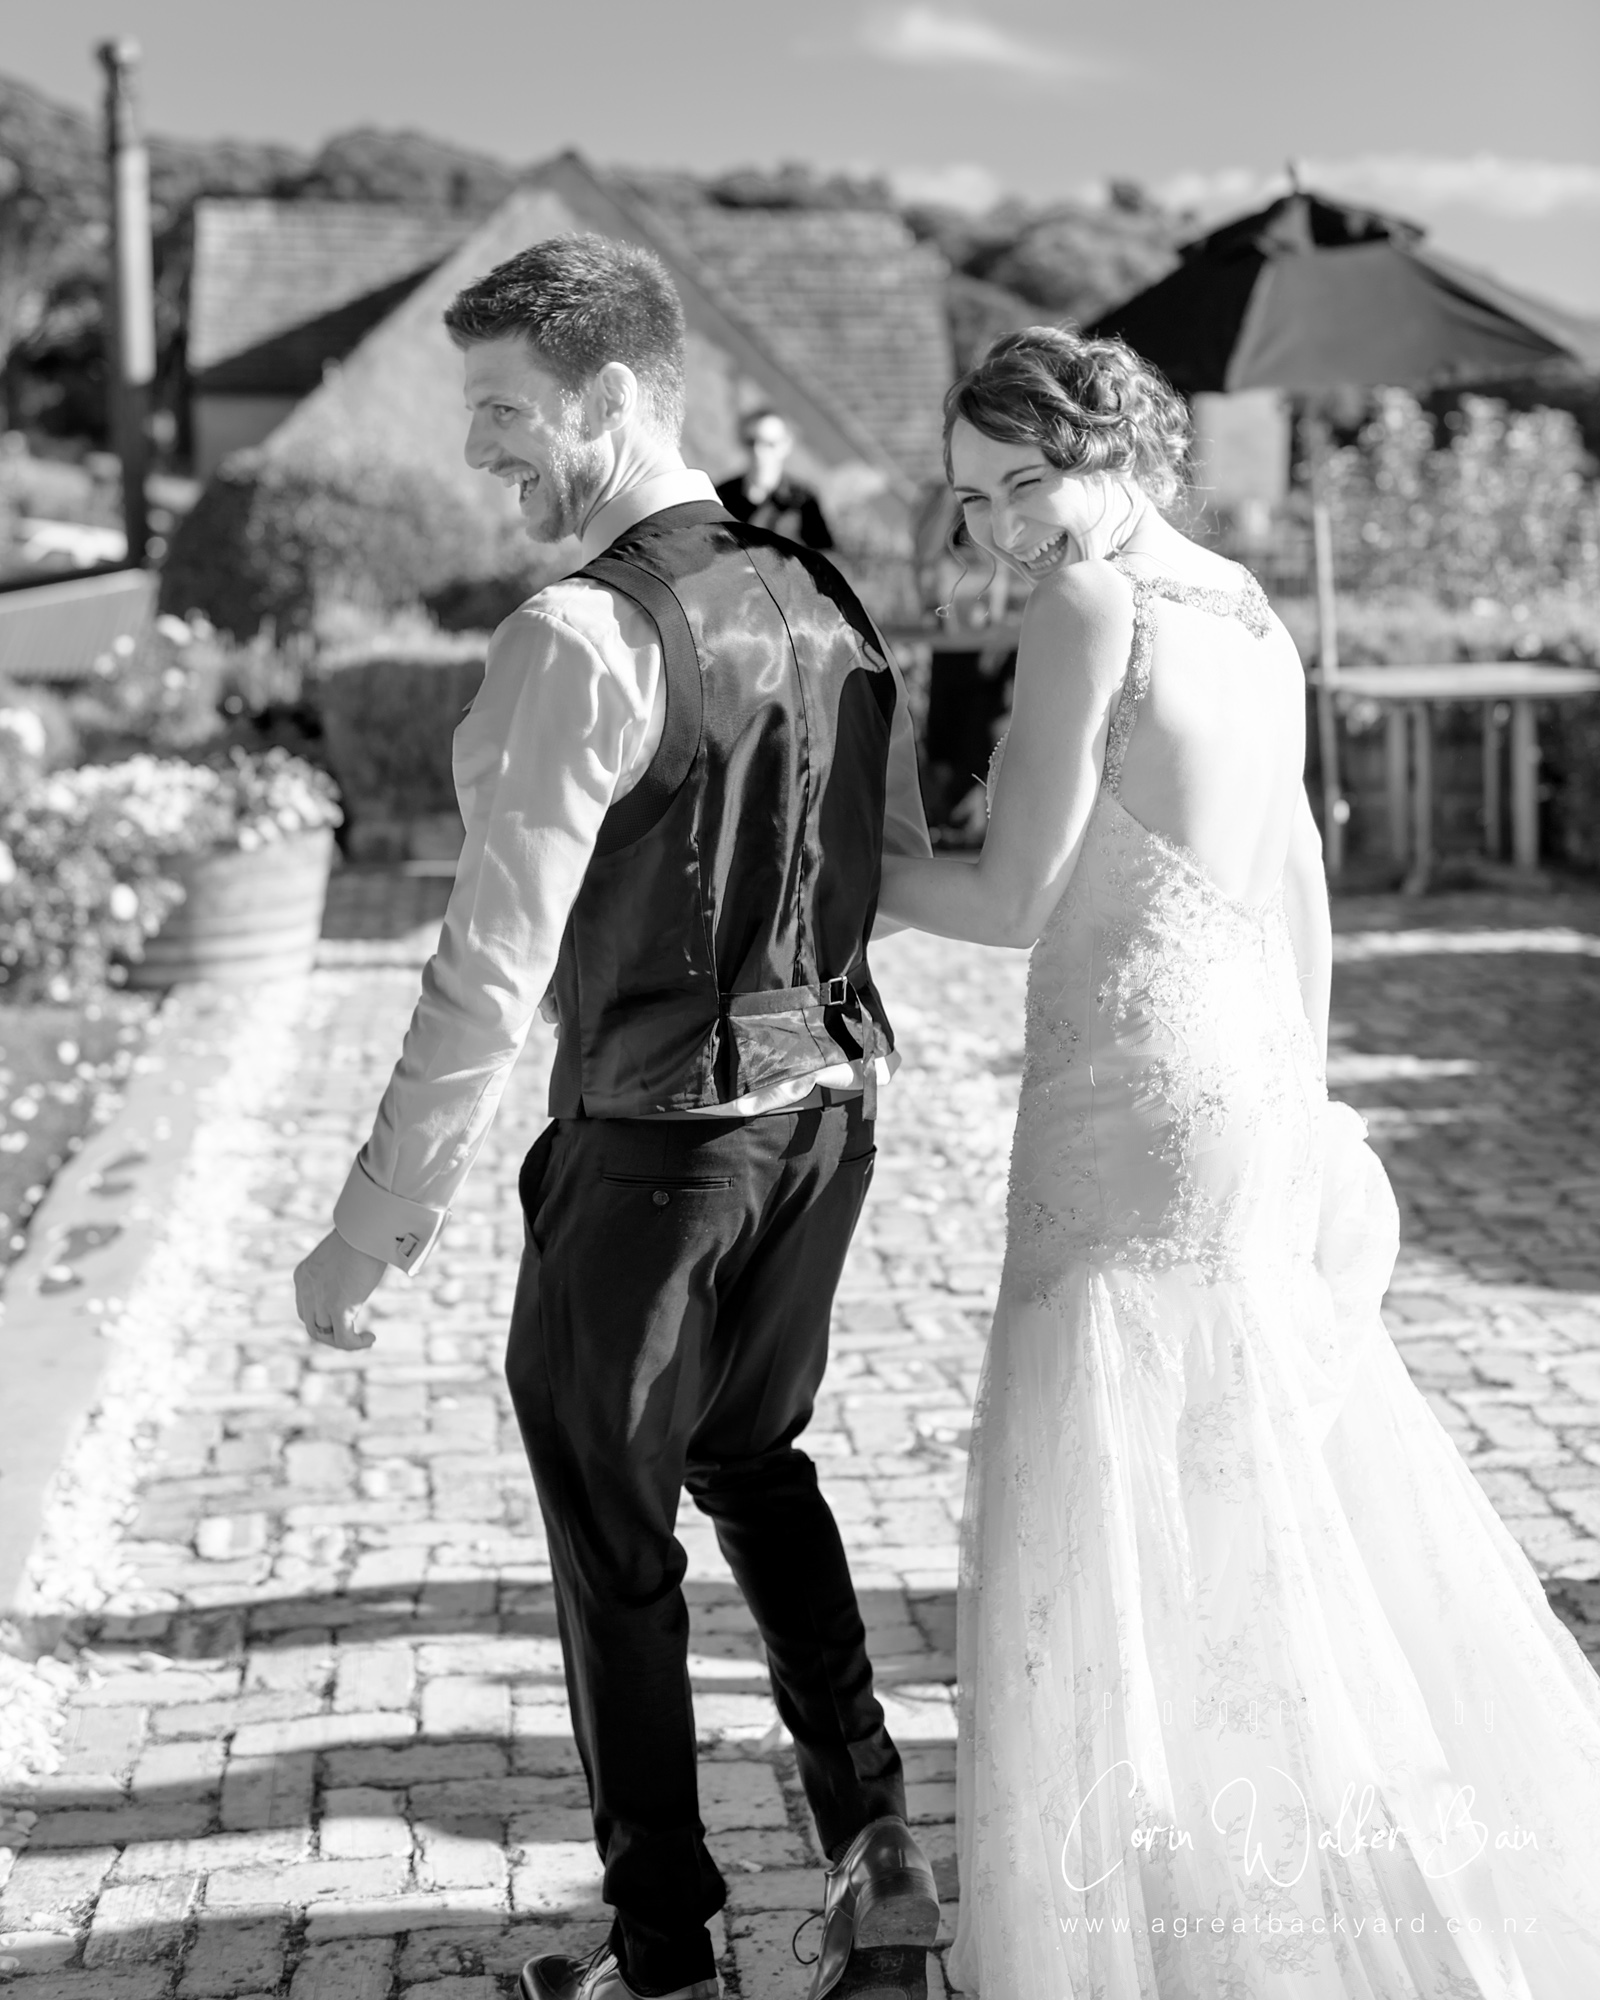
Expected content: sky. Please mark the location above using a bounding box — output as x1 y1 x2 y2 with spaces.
16 0 1600 310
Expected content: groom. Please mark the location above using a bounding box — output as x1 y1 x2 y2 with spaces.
293 233 937 2000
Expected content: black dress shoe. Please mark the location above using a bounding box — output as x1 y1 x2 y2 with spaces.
803 1815 939 2000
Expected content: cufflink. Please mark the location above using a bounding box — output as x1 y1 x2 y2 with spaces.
395 1231 421 1260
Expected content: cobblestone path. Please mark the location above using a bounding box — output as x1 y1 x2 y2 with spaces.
1 870 1597 1997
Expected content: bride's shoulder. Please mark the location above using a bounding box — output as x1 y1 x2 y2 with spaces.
1021 559 1136 680
1029 558 1137 626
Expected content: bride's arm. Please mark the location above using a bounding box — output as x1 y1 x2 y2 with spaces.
1282 791 1332 1070
878 563 1133 947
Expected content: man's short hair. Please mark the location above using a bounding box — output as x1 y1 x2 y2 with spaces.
443 233 687 439
739 406 790 444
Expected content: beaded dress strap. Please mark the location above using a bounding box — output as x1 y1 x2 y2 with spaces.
1101 556 1273 796
1102 571 1154 796
1109 554 1273 637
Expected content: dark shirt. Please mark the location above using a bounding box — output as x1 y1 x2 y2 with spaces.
714 474 834 552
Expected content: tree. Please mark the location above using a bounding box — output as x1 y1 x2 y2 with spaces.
0 77 104 427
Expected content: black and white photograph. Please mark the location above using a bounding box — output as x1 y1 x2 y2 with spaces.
1 3 1599 1995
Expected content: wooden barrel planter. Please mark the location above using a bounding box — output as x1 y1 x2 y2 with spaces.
127 827 335 989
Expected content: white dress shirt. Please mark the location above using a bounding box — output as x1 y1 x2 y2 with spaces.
333 468 931 1275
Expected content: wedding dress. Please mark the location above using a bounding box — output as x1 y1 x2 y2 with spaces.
950 557 1600 1999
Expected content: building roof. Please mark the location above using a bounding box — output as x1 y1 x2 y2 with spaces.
196 155 955 504
637 202 952 484
188 199 471 391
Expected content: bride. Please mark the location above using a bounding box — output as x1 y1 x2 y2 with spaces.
877 327 1600 1998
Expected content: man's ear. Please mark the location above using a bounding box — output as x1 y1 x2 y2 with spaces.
586 362 640 436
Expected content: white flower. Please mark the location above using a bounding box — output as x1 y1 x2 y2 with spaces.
0 708 47 759
108 884 140 922
0 841 14 889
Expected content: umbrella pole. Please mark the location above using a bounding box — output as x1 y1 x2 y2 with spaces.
1306 416 1345 876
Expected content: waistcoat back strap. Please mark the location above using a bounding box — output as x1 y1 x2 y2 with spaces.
577 555 704 857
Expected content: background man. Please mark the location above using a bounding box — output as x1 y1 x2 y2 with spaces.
714 406 834 549
292 234 936 2000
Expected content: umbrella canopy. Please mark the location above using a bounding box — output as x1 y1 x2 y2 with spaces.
1089 188 1600 393
1088 184 1600 883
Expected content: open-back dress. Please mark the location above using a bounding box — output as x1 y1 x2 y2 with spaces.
950 555 1600 1999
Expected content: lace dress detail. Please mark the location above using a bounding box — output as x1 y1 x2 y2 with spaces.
953 561 1600 1998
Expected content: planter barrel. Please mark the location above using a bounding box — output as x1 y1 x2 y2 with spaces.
128 827 335 988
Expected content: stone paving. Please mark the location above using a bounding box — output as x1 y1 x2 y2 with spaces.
1 868 1598 1997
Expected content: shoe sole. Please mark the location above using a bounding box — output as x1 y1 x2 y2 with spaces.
830 1946 929 2000
853 1870 941 1949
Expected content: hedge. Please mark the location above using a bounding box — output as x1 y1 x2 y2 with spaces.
315 639 488 824
160 445 520 640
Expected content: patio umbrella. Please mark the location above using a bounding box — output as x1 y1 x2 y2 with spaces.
1088 182 1600 870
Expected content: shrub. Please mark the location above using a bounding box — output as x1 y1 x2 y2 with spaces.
69 613 323 764
1272 587 1600 675
0 749 341 1001
315 640 488 822
159 446 498 639
425 571 538 633
1322 392 1600 606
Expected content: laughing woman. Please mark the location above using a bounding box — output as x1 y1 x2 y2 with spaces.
877 326 1600 1998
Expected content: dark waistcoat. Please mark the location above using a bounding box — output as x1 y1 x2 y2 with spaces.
547 499 898 1118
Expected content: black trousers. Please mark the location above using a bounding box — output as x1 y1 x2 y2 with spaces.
505 1100 906 1995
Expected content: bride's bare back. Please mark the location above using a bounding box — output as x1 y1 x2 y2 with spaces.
1109 544 1308 910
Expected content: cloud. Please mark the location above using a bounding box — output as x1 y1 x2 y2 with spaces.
1156 154 1600 224
886 161 1008 212
858 5 1100 81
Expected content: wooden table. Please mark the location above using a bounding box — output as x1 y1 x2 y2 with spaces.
1324 662 1600 889
884 633 1600 888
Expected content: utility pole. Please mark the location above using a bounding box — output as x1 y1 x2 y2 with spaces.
97 37 155 567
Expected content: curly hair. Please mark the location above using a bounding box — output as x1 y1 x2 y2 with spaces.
443 234 687 440
943 326 1191 509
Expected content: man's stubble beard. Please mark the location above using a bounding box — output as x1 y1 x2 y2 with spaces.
530 415 610 545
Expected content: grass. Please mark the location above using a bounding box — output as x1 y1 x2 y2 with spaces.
0 998 153 1265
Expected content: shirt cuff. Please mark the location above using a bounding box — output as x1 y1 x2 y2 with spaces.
333 1156 448 1275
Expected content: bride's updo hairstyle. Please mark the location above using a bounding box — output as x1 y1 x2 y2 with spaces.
943 327 1191 510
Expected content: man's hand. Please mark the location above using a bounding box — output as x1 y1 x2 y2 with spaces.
294 1230 388 1351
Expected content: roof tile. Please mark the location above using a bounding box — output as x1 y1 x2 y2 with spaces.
189 199 470 379
643 205 952 479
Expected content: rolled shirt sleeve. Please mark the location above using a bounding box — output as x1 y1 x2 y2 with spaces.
332 601 651 1272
